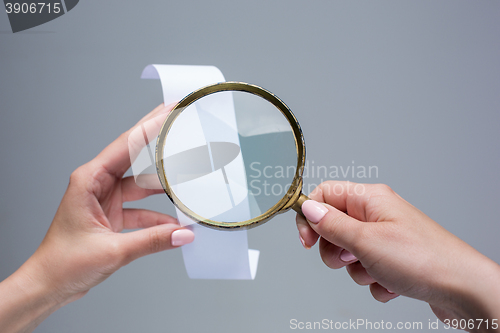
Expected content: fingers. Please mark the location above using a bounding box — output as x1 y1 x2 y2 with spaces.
301 182 402 304
134 102 177 126
296 213 319 249
117 224 194 265
309 181 352 214
127 106 171 168
93 103 174 179
301 199 366 253
122 209 178 230
346 261 377 285
295 181 363 250
347 263 398 302
121 176 164 202
369 282 399 303
319 237 358 269
309 181 373 222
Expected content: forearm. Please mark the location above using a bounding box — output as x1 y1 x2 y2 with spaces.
0 258 70 333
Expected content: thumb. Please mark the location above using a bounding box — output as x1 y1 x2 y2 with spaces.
118 224 194 264
301 200 365 253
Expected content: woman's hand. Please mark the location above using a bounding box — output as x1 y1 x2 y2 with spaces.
297 181 500 332
0 103 194 333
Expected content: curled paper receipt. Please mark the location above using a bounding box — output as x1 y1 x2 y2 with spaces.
132 64 259 279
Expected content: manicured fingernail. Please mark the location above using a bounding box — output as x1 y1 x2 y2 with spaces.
387 289 396 294
339 249 357 262
163 101 178 112
171 229 195 246
302 200 328 223
299 235 310 250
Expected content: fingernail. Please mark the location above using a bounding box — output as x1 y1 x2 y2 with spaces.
339 249 357 262
162 101 178 112
302 200 328 223
387 289 396 294
299 235 310 250
171 229 195 246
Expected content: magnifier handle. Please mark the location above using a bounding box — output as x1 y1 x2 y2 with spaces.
291 193 310 217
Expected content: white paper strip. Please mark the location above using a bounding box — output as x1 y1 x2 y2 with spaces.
141 64 260 279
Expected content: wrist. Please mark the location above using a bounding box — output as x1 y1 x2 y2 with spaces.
0 255 74 333
464 257 500 322
443 252 500 328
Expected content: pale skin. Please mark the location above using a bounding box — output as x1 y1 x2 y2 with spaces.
0 103 195 333
1 105 498 333
297 181 500 332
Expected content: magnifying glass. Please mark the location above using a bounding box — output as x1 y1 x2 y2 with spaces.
156 82 309 230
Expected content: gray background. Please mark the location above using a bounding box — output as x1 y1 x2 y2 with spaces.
1 1 499 332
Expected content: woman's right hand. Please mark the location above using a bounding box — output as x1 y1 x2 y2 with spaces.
296 181 500 332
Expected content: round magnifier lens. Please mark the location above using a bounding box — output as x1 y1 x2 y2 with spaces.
156 82 306 230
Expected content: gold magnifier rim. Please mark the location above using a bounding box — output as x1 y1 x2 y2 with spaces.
155 82 305 230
